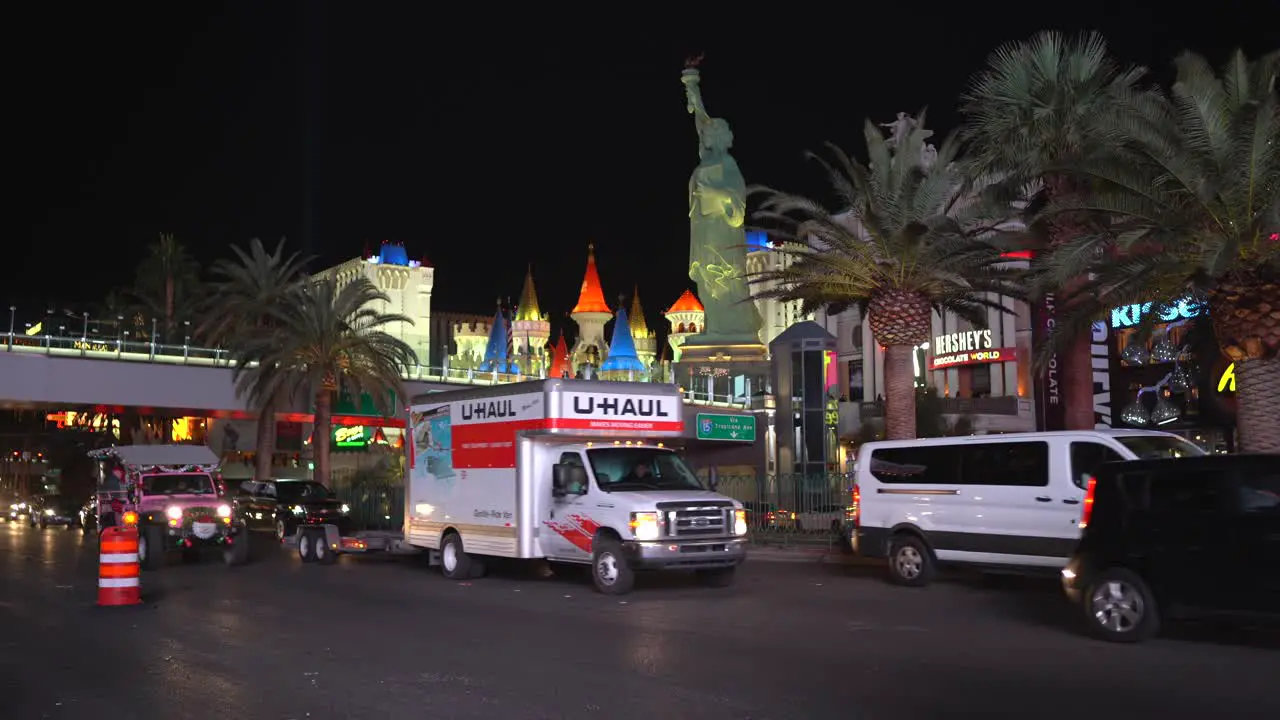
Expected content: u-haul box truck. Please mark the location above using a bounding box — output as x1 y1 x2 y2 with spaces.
403 378 748 594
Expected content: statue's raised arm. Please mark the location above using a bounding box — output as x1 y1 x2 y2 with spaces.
681 54 710 124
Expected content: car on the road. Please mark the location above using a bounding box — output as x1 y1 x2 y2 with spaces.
851 429 1205 586
6 498 36 523
742 501 794 531
88 445 250 569
793 503 856 537
236 478 352 542
30 494 79 529
78 496 99 535
1061 453 1280 643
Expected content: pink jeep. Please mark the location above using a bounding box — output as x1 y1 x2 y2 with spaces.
89 445 249 569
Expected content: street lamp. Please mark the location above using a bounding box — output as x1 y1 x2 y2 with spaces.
183 320 191 361
7 306 13 350
82 312 89 342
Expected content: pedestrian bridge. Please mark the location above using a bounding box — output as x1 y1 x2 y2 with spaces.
0 335 749 417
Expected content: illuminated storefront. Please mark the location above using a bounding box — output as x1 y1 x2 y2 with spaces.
1102 296 1234 452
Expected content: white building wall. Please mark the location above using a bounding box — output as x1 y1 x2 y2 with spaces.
313 256 434 367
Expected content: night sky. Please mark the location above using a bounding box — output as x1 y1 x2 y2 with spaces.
13 2 1271 334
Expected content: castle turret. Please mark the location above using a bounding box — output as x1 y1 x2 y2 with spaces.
629 285 658 370
664 289 705 363
512 265 551 375
478 303 518 375
569 243 611 374
450 317 490 370
548 332 570 379
600 301 647 381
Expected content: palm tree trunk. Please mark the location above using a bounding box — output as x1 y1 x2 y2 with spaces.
1061 333 1096 430
1234 357 1280 453
313 391 333 487
255 399 276 482
884 345 917 440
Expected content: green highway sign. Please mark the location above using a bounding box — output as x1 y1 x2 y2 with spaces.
695 413 757 442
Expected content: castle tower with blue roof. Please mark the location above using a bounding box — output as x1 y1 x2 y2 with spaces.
600 295 648 381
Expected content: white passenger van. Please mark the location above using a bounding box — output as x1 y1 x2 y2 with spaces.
850 430 1205 586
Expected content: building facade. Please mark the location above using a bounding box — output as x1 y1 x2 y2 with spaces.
313 242 434 365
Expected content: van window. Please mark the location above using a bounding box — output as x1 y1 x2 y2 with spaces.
867 446 958 484
959 442 1050 487
1237 473 1280 515
1070 442 1127 489
1115 435 1205 459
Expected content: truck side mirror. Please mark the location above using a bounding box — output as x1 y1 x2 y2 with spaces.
552 464 569 497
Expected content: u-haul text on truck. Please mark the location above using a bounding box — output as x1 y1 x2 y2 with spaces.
403 379 748 594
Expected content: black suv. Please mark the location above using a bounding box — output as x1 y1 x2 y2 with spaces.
1061 454 1280 643
236 479 352 542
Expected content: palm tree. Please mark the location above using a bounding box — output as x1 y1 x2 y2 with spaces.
1033 49 1280 451
232 277 418 486
131 232 203 340
749 114 1024 439
960 31 1149 431
200 238 309 482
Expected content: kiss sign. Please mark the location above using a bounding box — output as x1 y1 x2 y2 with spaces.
1109 298 1206 329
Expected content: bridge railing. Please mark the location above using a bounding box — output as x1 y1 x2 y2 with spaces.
2 328 752 408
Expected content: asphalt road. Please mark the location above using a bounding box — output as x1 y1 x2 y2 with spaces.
2 520 1279 720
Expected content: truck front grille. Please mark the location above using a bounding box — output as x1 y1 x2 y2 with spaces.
656 501 733 538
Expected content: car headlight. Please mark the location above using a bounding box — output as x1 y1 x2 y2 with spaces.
341 504 350 514
629 511 660 541
44 509 55 516
166 506 183 520
216 504 232 518
292 505 305 516
733 509 748 536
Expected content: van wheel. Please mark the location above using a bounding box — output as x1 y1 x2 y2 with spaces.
888 534 934 587
1083 567 1159 643
440 532 473 580
591 537 635 595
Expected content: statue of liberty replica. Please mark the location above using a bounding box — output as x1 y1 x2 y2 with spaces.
681 56 764 347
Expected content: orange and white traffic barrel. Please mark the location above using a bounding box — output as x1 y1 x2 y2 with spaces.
98 525 141 606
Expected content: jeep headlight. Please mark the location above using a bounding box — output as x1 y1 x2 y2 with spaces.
733 509 748 536
292 505 305 516
165 506 183 520
629 511 660 541
216 504 232 518
341 504 350 514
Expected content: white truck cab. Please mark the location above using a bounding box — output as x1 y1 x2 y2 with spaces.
406 379 748 594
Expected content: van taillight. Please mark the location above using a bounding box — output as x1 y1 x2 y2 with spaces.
1079 476 1097 529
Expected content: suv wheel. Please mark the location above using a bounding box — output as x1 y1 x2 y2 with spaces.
887 534 934 587
276 519 290 543
1084 567 1159 643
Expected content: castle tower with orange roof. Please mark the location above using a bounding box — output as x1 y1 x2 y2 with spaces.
663 289 705 362
569 243 611 373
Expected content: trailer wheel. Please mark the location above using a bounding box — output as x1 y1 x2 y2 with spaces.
297 529 316 563
314 530 337 565
591 537 635 595
440 532 473 580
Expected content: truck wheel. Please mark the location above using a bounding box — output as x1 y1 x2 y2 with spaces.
139 526 165 571
276 519 291 543
314 531 337 565
224 532 251 566
1083 567 1160 643
440 532 473 580
591 537 635 595
297 529 316 563
695 567 737 588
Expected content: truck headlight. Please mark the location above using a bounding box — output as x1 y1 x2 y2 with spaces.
216 504 232 518
733 509 748 536
165 506 183 520
629 512 660 541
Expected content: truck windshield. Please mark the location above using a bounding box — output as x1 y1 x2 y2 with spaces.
585 448 705 493
276 481 332 502
1116 435 1206 459
142 473 216 495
